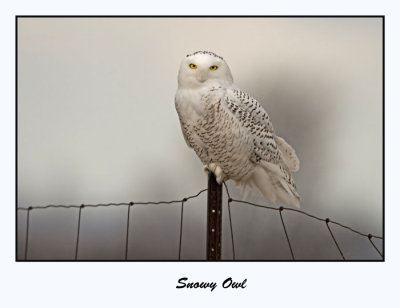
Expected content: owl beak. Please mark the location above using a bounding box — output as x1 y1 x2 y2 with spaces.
198 73 207 83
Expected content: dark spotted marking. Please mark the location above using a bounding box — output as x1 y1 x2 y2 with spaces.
186 51 224 60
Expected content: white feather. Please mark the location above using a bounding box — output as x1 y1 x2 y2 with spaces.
175 51 301 207
275 136 300 172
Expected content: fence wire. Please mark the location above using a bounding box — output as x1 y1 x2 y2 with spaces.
17 185 383 261
222 182 383 260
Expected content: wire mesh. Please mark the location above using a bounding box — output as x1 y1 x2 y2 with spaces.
17 185 383 261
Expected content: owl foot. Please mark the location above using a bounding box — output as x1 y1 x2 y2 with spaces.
203 163 226 184
203 163 217 174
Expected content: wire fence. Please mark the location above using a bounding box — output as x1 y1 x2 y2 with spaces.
17 183 383 261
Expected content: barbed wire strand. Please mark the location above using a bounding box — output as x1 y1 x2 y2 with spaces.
19 189 208 261
223 182 236 260
74 205 84 260
125 203 133 260
368 234 383 259
18 188 382 260
328 220 381 239
229 198 382 239
279 207 295 260
228 198 382 259
24 207 31 260
325 219 345 260
17 188 207 260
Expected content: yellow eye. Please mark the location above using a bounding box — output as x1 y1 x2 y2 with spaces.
209 65 218 70
189 63 197 69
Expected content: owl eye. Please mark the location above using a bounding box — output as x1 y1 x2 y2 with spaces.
189 63 197 69
209 65 218 70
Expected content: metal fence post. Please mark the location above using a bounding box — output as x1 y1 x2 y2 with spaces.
207 172 223 260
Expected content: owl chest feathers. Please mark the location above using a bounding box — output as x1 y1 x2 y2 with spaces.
175 86 223 157
175 86 254 179
176 87 215 121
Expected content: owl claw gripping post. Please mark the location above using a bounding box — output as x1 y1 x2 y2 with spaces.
175 51 300 207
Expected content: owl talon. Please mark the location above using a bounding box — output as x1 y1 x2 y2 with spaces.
204 163 225 184
215 165 225 184
208 163 217 173
203 163 217 175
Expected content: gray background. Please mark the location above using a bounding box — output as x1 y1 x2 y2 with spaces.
17 17 382 260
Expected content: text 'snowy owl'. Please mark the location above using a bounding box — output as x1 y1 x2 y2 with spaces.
175 51 300 207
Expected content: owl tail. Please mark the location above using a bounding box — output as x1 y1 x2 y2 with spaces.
238 163 300 208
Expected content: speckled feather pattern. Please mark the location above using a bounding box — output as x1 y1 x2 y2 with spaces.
175 51 300 207
177 86 297 191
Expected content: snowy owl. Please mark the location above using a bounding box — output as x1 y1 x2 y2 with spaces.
175 51 300 207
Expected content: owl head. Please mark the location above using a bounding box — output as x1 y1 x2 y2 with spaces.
178 51 234 89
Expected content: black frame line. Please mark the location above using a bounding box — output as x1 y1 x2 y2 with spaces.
16 15 384 18
15 15 385 262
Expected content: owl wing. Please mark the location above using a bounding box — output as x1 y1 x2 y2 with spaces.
226 88 275 133
223 88 300 206
176 114 192 148
225 88 299 171
224 88 279 164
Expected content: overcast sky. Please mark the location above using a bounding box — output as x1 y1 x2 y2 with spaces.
17 17 382 260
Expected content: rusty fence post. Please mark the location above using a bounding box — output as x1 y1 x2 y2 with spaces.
207 173 223 260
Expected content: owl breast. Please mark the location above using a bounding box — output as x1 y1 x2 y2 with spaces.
176 86 255 181
175 88 207 121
